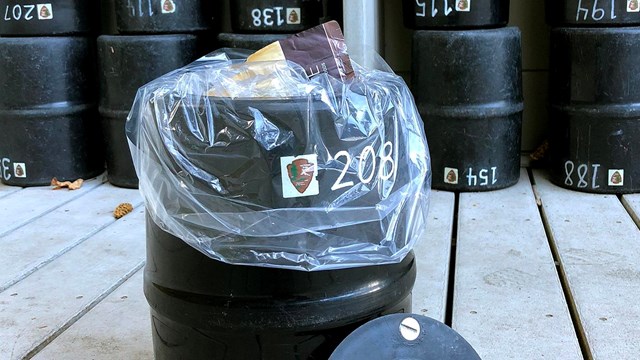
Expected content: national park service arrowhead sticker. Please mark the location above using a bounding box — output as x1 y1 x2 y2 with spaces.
37 4 53 20
456 0 471 12
162 0 176 14
281 154 319 198
609 169 624 186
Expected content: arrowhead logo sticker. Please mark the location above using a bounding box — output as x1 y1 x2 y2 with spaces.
281 155 319 198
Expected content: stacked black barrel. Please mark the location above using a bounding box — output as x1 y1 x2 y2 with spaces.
0 1 103 186
405 0 524 191
97 0 215 188
218 0 340 50
546 1 640 193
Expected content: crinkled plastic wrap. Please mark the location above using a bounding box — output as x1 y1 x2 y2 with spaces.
126 49 431 271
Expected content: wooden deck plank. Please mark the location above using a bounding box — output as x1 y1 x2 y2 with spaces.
0 185 143 293
534 170 640 359
411 190 455 322
0 183 21 200
453 169 582 360
620 193 640 227
0 208 146 360
32 270 153 360
0 177 104 238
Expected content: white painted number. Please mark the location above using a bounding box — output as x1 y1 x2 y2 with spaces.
416 0 427 16
576 0 617 21
564 160 601 189
1 158 10 181
467 167 498 187
332 150 354 191
358 146 377 184
331 142 397 191
3 4 37 21
250 7 285 27
379 141 396 181
416 0 456 17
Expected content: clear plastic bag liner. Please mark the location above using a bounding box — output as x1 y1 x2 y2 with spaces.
126 48 431 271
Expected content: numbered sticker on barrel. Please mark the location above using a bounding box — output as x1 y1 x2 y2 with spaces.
415 0 471 17
1 158 26 181
251 7 302 27
574 0 640 21
3 3 53 22
564 161 631 188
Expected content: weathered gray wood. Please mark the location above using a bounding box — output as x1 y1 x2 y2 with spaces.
32 269 153 360
0 183 21 200
0 184 143 293
620 193 640 227
0 208 146 360
453 169 582 360
534 170 640 359
0 178 104 237
411 190 454 323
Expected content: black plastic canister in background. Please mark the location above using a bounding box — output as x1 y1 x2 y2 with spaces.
0 37 103 186
217 32 288 50
546 0 640 27
402 0 510 29
412 27 523 192
145 217 416 360
230 0 323 33
0 0 98 36
113 0 215 34
548 27 640 194
98 35 200 188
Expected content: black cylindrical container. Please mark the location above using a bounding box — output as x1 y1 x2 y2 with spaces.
402 0 509 29
114 0 214 34
145 217 416 360
100 0 118 35
412 27 523 192
549 27 640 194
546 0 640 27
0 0 97 36
0 37 103 186
217 32 288 50
98 34 199 188
230 0 323 33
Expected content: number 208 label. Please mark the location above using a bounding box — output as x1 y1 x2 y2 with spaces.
281 142 397 198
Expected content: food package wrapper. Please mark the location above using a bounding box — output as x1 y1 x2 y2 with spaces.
126 46 431 271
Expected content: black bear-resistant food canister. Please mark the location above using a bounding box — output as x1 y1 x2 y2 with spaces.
114 0 215 34
230 0 323 33
145 217 416 360
98 34 200 188
402 0 510 29
546 0 640 27
329 314 482 360
412 27 523 191
0 37 103 186
217 32 289 50
549 27 640 194
0 0 97 36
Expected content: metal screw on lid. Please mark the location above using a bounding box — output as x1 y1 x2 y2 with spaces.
399 317 421 341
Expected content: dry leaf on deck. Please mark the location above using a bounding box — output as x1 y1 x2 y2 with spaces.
51 178 84 190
